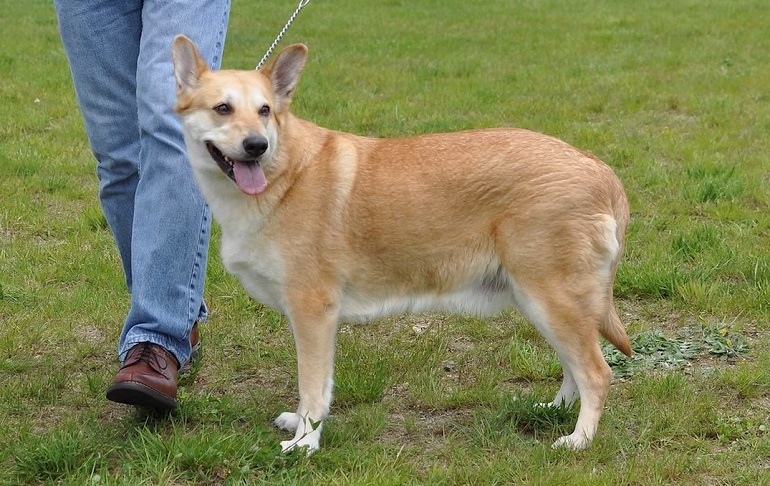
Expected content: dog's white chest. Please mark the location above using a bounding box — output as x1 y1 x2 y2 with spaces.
220 229 286 313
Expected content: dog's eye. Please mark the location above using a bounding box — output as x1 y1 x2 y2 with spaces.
213 103 232 115
258 105 270 117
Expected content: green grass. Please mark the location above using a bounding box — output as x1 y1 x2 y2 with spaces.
2 0 770 483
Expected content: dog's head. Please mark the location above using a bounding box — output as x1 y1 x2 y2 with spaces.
172 35 307 196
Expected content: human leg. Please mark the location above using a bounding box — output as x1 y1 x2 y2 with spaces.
57 0 231 409
117 0 230 367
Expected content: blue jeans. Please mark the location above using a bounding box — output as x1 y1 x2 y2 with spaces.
54 0 230 365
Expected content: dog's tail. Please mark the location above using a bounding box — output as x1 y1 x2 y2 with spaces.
600 305 632 357
603 181 632 358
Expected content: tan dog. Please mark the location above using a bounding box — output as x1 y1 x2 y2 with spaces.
172 35 631 454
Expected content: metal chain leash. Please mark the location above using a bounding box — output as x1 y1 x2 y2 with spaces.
256 0 312 70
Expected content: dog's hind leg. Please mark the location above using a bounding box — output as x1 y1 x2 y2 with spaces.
509 274 613 450
276 288 339 454
550 334 611 450
545 362 579 407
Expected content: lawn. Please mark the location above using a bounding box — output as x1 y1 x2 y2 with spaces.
1 0 769 484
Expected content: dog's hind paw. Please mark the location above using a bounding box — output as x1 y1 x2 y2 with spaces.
274 412 301 432
551 432 590 450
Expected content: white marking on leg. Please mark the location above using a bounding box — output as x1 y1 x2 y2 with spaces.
537 364 578 409
551 352 611 450
279 303 338 454
552 359 579 407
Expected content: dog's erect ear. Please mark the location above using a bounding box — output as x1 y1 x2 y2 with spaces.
264 44 308 109
172 35 209 93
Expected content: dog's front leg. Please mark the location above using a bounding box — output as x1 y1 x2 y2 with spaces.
275 292 338 454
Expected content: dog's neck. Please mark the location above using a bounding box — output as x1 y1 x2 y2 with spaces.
278 114 332 167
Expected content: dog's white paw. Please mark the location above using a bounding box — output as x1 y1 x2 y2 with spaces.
551 432 590 450
280 428 321 455
274 412 301 432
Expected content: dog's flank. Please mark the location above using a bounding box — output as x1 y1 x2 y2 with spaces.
172 35 631 454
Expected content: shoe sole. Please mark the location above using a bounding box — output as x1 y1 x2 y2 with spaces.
106 381 178 411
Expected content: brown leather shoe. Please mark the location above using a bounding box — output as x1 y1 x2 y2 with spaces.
106 324 201 410
106 342 181 410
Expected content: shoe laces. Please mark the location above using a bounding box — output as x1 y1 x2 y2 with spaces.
125 342 171 373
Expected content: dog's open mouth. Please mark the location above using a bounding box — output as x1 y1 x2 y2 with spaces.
206 142 267 195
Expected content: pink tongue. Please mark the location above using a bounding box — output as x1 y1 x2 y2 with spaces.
233 161 267 195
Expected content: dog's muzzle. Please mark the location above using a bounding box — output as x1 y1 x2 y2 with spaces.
205 137 269 195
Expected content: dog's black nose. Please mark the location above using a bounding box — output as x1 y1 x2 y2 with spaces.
243 136 268 158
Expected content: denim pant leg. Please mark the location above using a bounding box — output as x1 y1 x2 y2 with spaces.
55 0 231 365
120 0 230 365
54 0 143 284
